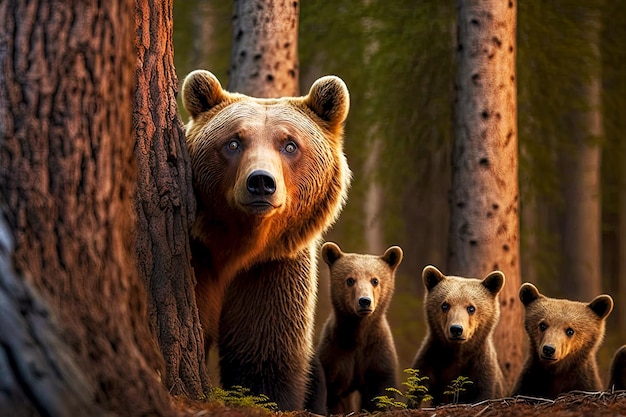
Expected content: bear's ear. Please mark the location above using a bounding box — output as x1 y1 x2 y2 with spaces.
321 242 343 266
304 76 350 129
481 271 505 296
182 70 227 119
381 246 403 271
422 265 445 292
587 294 614 320
519 283 542 306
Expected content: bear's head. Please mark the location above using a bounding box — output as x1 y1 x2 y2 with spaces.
519 283 613 369
322 242 403 319
182 70 351 263
422 266 505 346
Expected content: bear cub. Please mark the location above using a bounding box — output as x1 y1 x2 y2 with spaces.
514 283 614 398
609 345 626 391
316 242 403 414
411 266 506 405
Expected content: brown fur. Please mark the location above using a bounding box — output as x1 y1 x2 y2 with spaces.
411 266 506 405
609 345 626 391
181 70 351 410
316 242 403 414
514 283 614 398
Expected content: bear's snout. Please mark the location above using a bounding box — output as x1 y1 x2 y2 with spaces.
450 324 464 339
247 169 276 196
358 297 372 309
541 344 557 361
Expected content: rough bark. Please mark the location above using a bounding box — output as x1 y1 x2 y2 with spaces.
0 1 174 415
133 0 210 397
449 0 523 391
558 5 603 300
0 215 114 417
229 0 299 97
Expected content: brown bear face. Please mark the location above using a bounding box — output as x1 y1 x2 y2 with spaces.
519 283 613 367
422 266 505 345
322 242 403 318
181 70 351 262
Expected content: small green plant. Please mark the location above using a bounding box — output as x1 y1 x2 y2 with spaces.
201 385 278 411
373 368 433 410
402 368 433 408
443 375 473 404
373 387 408 410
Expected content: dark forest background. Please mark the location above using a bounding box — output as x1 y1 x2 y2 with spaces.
173 0 626 382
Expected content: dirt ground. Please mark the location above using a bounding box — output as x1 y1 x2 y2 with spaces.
179 390 626 416
330 391 626 417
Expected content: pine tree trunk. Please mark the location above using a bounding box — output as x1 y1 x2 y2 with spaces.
133 0 210 397
449 0 523 391
618 149 626 333
0 1 174 415
229 0 299 97
558 5 603 300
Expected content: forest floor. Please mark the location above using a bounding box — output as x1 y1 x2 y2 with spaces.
178 390 626 416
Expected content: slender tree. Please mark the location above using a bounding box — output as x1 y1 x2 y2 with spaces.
228 0 299 96
133 0 210 397
0 1 174 415
557 3 604 300
448 0 523 390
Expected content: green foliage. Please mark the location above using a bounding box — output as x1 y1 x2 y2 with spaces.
373 368 432 410
402 368 433 408
200 385 278 411
299 0 455 251
373 387 408 411
443 376 473 405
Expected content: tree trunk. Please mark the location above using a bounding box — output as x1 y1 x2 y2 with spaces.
364 139 384 254
558 5 603 300
0 1 174 415
0 215 114 417
449 0 523 391
618 148 626 333
133 0 210 397
228 0 299 97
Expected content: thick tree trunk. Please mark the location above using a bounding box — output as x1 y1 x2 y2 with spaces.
558 5 603 300
133 0 210 397
449 0 523 391
228 0 299 97
0 216 113 417
0 1 174 415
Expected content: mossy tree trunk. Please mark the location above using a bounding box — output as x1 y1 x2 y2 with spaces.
0 0 175 415
228 0 299 97
448 0 523 391
133 0 210 397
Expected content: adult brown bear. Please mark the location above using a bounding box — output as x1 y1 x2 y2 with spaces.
181 70 351 410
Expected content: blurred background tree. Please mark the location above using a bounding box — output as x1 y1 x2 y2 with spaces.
173 0 626 385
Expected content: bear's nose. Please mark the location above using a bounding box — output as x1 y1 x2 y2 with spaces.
542 345 556 357
358 297 371 308
247 170 276 196
450 325 464 337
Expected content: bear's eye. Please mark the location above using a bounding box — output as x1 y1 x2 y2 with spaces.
467 305 476 314
539 322 548 332
442 302 450 312
284 141 297 154
227 140 240 152
346 278 355 286
565 328 575 337
371 278 379 286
